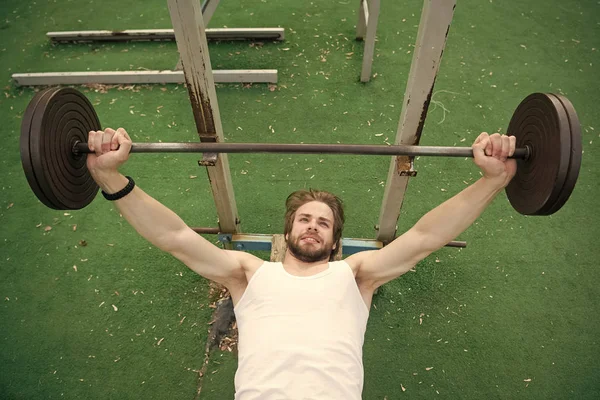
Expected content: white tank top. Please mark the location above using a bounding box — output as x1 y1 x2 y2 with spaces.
233 260 370 399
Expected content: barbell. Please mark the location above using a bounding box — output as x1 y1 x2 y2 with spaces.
20 87 581 215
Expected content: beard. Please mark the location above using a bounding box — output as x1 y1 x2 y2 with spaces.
286 232 334 263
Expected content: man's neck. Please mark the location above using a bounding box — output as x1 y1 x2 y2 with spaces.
282 251 330 277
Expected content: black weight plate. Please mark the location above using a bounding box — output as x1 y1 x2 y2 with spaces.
540 94 582 215
29 88 101 210
20 87 63 209
530 94 572 215
29 89 69 209
505 93 571 215
41 91 101 209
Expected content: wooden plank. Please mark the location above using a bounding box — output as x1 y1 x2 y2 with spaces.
47 28 285 42
270 235 343 262
363 0 370 26
356 0 367 39
270 234 287 262
167 0 239 233
201 0 220 26
376 0 456 242
12 70 278 85
200 27 285 41
174 0 218 78
213 70 277 83
360 0 380 82
172 0 216 79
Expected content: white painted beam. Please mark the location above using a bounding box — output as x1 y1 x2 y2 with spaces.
47 28 285 42
12 70 278 86
377 0 456 242
360 0 380 82
167 0 240 233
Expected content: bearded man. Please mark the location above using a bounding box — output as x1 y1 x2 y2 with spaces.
86 127 516 399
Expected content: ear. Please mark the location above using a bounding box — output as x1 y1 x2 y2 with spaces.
285 233 288 241
332 241 337 250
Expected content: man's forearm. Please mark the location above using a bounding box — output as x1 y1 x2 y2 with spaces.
95 172 188 251
413 177 505 251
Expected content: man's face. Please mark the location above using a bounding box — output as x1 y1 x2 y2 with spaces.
285 201 336 263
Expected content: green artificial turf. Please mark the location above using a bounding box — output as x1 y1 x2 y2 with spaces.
1 0 599 399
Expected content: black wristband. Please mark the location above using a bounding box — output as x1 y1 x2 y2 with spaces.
101 176 135 201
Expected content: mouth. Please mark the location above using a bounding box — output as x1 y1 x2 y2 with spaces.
301 236 320 244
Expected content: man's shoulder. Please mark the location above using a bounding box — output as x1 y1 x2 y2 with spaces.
224 250 265 271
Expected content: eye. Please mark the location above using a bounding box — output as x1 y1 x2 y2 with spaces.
320 222 329 228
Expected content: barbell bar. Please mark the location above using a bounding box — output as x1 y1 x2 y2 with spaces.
20 87 582 215
71 141 530 159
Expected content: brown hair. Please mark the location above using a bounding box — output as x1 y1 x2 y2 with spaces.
284 189 345 257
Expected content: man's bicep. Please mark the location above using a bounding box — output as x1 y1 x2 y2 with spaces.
168 228 245 285
353 229 433 288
